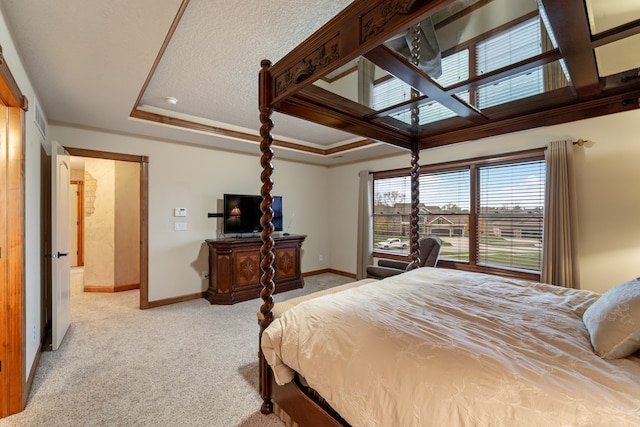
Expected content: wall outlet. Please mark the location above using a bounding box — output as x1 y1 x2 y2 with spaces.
174 222 187 231
33 325 36 341
201 271 209 279
319 254 324 262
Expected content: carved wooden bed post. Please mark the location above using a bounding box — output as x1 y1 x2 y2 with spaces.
409 143 420 265
258 58 275 415
409 22 421 266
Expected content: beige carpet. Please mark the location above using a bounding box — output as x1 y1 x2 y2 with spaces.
0 268 352 426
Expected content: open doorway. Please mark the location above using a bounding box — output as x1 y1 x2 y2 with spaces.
63 148 149 308
68 156 141 293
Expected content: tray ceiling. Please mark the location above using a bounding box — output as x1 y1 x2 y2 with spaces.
1 0 639 164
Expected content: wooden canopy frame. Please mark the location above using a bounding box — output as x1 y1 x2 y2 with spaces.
257 0 640 424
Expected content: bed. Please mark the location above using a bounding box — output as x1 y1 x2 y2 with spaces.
262 268 640 426
255 0 640 425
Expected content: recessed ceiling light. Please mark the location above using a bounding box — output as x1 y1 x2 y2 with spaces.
164 96 178 105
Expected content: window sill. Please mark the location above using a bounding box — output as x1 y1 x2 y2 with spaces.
371 253 541 282
437 260 541 282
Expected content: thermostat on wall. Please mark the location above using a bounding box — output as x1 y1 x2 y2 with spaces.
174 208 187 217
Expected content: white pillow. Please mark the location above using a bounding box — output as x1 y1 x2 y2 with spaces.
582 277 640 359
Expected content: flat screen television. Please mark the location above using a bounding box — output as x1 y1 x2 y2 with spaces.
223 194 283 235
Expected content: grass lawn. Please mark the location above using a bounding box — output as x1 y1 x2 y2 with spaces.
439 248 541 271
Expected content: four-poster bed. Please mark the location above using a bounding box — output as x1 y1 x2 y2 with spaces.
257 0 640 425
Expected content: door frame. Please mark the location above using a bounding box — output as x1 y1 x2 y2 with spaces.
70 180 84 266
64 147 149 309
0 47 28 417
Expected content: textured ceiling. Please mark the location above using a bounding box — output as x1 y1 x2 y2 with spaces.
139 0 361 146
2 0 636 165
1 0 178 132
0 0 404 165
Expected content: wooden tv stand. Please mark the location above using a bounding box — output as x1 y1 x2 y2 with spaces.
204 234 306 305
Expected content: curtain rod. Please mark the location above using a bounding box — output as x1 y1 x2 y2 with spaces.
542 139 590 150
368 139 590 161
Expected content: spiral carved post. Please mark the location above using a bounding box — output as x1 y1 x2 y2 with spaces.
409 144 420 266
410 21 421 133
258 59 275 415
409 23 421 266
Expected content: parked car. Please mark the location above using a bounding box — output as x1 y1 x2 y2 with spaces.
377 238 408 249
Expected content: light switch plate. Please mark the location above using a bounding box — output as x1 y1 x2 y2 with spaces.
174 222 187 231
174 208 187 217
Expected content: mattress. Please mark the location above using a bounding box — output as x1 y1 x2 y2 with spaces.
262 267 640 426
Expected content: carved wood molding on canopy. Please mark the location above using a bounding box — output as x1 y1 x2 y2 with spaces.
362 0 424 43
269 0 452 105
274 35 341 98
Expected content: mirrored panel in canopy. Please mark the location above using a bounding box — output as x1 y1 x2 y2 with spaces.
585 0 640 35
309 0 575 133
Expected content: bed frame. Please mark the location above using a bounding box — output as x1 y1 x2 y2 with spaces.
256 0 640 424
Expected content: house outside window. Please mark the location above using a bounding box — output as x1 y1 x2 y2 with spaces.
372 150 545 278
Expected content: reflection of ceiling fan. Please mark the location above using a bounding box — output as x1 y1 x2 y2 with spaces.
384 16 442 79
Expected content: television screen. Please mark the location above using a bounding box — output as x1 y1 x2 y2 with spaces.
272 196 283 232
223 194 283 235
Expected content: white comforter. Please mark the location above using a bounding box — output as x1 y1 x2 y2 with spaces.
261 267 640 426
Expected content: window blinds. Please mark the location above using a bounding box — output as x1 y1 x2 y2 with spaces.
476 18 543 109
420 169 470 261
477 159 545 271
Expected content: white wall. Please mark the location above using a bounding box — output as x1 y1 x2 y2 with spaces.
49 125 332 301
0 8 46 377
570 110 640 293
329 109 640 294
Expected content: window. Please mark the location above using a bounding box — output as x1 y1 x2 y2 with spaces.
372 78 414 112
373 175 411 241
478 159 545 271
436 48 469 88
372 151 545 277
476 18 543 109
419 168 470 261
476 18 541 75
373 49 469 126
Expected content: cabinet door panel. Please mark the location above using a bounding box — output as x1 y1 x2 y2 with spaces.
234 250 261 287
275 247 297 280
215 254 231 293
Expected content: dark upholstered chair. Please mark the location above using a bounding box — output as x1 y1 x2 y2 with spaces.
366 235 442 280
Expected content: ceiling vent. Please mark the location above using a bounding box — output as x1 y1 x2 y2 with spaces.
34 100 47 140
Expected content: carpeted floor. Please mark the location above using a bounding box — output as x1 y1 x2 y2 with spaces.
0 268 352 427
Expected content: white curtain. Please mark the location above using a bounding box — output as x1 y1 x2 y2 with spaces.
542 140 579 288
356 171 373 279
